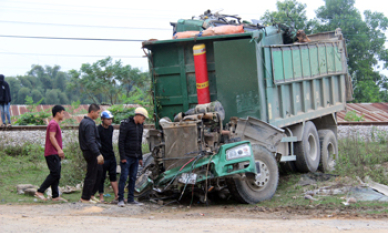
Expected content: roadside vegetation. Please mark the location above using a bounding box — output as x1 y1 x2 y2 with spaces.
0 132 149 204
255 131 388 214
1 129 388 215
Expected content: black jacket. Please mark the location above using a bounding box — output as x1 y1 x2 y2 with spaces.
119 117 143 160
79 116 101 157
98 124 115 159
0 75 11 104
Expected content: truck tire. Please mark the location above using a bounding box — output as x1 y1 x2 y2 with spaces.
294 121 320 173
226 144 279 204
318 130 338 172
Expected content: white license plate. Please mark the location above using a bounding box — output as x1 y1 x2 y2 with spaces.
178 173 197 184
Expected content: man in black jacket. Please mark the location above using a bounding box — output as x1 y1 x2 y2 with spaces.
117 107 148 207
0 74 12 127
79 103 104 204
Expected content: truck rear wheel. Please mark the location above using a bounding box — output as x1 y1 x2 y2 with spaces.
226 144 278 204
318 130 338 172
294 121 320 173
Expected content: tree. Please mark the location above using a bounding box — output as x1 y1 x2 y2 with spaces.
18 87 31 103
69 57 145 105
58 92 69 104
261 0 318 34
31 89 43 103
44 89 60 104
6 77 21 104
315 0 388 102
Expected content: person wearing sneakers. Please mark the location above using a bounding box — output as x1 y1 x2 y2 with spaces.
117 107 148 207
96 110 119 203
79 103 104 204
35 105 67 202
0 74 12 127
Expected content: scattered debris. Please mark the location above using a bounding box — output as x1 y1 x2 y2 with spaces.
16 184 38 195
316 184 351 195
363 176 388 196
60 184 81 194
17 183 81 197
297 173 337 186
304 195 317 201
342 197 357 206
348 187 388 202
296 30 311 43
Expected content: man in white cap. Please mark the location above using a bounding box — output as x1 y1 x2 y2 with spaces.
117 107 148 207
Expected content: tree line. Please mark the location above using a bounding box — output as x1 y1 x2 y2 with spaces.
5 57 150 105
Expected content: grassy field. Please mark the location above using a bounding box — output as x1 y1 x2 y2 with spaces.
1 134 388 213
0 132 149 204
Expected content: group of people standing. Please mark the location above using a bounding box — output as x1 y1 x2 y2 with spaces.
34 103 148 207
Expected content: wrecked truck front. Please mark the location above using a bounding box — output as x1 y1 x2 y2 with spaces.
136 141 257 194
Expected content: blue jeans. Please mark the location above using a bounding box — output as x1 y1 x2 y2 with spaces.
0 102 11 124
118 157 139 202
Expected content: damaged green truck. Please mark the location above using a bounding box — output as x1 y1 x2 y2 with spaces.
135 13 351 204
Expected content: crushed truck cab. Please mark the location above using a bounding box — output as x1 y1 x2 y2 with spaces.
135 141 257 196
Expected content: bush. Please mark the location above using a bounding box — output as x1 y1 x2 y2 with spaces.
13 111 51 125
344 110 365 122
13 96 50 125
108 104 135 124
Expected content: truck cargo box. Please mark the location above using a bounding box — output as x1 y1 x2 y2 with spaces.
143 27 348 128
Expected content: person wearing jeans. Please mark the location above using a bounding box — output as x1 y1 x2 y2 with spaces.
0 74 12 126
0 102 10 126
117 107 148 207
35 105 67 202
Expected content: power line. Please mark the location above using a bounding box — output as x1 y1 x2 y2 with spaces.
6 0 196 14
0 52 146 58
0 6 181 20
0 20 171 30
0 35 146 41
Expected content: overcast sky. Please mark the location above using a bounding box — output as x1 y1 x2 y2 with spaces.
0 0 387 77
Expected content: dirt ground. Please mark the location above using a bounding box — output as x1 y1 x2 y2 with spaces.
1 203 388 233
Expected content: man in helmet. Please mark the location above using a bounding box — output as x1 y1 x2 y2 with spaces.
96 110 119 203
117 107 148 207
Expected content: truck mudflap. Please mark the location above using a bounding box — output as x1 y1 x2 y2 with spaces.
134 141 257 195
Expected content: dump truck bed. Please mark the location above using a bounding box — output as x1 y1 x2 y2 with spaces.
143 27 348 128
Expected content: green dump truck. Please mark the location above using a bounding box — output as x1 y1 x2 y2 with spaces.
137 13 350 204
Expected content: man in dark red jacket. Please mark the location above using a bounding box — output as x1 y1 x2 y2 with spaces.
0 74 12 127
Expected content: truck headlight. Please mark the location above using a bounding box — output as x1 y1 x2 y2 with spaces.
226 144 251 160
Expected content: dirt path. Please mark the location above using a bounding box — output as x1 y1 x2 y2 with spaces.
1 204 388 233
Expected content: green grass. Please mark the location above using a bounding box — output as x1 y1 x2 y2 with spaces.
1 135 388 214
336 138 388 184
252 137 388 211
0 129 151 205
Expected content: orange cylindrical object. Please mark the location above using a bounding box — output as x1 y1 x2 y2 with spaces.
193 44 211 104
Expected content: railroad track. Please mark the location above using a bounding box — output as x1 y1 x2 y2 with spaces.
0 124 155 131
0 122 385 132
